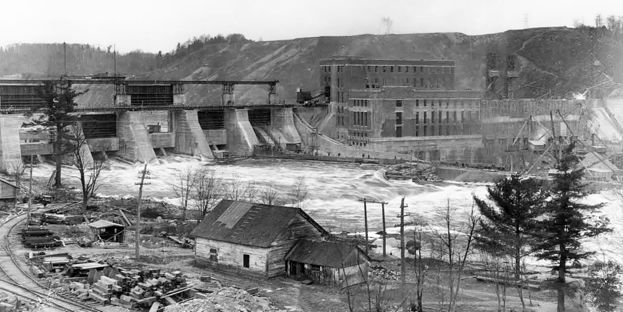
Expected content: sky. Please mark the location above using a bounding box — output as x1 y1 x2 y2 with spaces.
0 0 622 54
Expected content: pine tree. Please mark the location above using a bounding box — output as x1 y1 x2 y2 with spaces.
474 173 547 310
533 143 611 312
30 79 84 187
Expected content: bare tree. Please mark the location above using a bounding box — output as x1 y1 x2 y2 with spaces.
69 124 104 211
432 200 479 312
259 185 281 206
193 168 221 220
409 216 429 312
222 174 257 202
171 167 196 221
10 162 26 204
290 176 308 208
479 251 510 312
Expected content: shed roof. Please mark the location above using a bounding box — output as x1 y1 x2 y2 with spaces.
0 178 18 189
189 200 328 248
285 239 370 268
88 220 124 229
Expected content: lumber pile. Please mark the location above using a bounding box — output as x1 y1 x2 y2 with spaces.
72 268 190 309
21 227 62 249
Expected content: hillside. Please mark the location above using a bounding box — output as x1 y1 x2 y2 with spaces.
1 27 622 103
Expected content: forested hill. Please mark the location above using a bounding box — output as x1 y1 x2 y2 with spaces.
1 27 622 103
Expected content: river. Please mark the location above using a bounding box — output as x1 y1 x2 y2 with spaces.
32 155 623 262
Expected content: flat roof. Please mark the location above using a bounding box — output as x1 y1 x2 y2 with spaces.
320 57 455 66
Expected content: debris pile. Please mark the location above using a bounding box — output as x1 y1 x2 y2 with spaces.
384 163 441 182
369 265 400 281
164 287 283 312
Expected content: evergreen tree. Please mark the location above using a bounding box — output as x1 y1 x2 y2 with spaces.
474 173 547 310
533 143 611 312
31 79 84 187
585 260 622 312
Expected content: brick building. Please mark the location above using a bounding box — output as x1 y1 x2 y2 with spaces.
319 57 483 162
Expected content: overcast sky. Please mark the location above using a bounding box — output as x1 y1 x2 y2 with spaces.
1 0 621 53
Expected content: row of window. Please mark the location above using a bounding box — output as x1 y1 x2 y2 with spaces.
348 131 369 147
413 111 479 124
322 65 454 74
352 99 370 107
364 77 450 89
352 111 371 126
396 124 480 137
397 99 478 108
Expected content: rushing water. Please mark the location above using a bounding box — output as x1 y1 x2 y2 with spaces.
33 155 623 262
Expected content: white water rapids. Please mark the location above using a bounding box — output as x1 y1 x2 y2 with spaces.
31 155 623 263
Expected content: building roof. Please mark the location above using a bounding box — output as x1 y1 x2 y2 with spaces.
285 239 370 268
88 220 124 229
0 178 18 189
190 200 328 248
319 57 455 66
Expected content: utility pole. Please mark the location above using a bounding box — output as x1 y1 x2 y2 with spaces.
363 198 369 255
27 155 33 224
381 201 386 257
135 163 150 261
398 197 408 289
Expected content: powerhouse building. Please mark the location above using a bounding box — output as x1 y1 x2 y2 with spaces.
319 57 483 163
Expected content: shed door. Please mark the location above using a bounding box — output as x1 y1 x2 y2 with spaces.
243 254 250 268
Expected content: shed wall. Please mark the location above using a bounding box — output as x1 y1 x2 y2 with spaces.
195 238 269 275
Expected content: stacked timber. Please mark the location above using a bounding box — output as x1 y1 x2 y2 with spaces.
88 276 120 304
21 227 62 249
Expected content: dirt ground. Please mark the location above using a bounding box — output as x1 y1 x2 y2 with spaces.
8 187 582 312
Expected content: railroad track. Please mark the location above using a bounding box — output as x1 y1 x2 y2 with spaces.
0 208 102 312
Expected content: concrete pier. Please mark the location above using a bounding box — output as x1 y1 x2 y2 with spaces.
0 115 23 173
117 111 157 162
173 110 214 158
225 109 259 156
269 108 301 149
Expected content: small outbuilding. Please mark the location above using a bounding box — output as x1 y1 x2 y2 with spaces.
285 239 370 287
88 220 125 243
190 200 329 277
0 178 18 210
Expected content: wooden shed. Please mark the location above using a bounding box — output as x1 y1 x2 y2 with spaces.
285 239 370 287
190 200 329 277
88 220 125 243
0 178 18 210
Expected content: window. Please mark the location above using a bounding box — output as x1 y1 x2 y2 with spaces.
431 111 435 123
243 254 250 268
423 99 427 107
398 66 401 72
396 112 402 125
396 100 402 107
405 66 409 72
416 99 419 107
209 248 218 262
423 112 427 124
396 126 402 137
415 112 419 124
390 66 394 72
382 66 386 72
375 66 378 72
